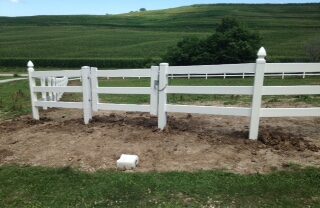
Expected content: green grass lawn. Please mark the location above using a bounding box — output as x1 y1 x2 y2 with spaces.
0 165 319 207
0 80 31 119
0 4 319 69
1 77 319 120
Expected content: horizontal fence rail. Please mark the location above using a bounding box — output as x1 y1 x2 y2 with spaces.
168 63 256 74
166 86 253 95
27 47 320 140
166 105 252 117
91 66 158 115
107 72 320 80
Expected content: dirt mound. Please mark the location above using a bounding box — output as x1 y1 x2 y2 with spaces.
92 113 158 129
0 149 14 162
1 109 320 174
0 116 52 133
259 127 319 152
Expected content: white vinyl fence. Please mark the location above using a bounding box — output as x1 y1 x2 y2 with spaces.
28 63 92 124
166 71 320 79
90 66 159 116
27 47 320 140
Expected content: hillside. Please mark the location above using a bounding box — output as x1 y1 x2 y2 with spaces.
0 4 319 69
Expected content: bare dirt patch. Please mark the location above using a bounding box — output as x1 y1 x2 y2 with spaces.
0 109 320 174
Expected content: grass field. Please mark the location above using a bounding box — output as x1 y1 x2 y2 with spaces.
1 76 319 120
0 4 319 69
0 165 319 207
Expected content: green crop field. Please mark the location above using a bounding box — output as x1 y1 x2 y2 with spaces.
0 4 319 69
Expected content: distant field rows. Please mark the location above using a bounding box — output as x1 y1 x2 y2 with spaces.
0 4 319 68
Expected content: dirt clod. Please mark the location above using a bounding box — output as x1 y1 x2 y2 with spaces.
259 128 319 152
0 149 14 162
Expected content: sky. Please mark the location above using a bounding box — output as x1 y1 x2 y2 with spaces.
0 0 319 17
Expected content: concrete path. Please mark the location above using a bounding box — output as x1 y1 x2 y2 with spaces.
0 78 27 84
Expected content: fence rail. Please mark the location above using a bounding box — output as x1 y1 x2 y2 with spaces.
27 47 320 140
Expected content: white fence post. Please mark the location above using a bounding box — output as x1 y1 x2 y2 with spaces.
303 72 306 79
150 66 159 116
249 47 266 140
81 66 92 124
40 77 47 110
53 77 57 101
27 61 40 120
90 67 99 112
48 77 54 101
282 72 285 79
158 63 168 129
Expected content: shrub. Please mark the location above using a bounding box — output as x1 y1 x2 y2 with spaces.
163 17 261 65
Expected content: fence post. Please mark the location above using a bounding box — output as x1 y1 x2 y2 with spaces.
90 67 99 113
249 47 266 140
150 66 159 116
303 72 306 79
27 61 40 120
47 77 52 101
40 77 47 110
282 72 285 79
158 63 168 129
53 77 57 101
81 66 92 124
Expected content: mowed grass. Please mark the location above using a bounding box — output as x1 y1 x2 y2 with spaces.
0 80 31 119
0 3 319 67
0 165 320 207
1 76 320 120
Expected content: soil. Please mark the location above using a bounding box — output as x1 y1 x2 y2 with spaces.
0 109 320 174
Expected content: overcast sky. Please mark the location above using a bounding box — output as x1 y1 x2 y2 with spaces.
0 0 319 17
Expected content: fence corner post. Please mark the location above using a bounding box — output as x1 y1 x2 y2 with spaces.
27 60 40 120
81 66 92 124
158 63 168 130
150 66 159 116
249 47 266 140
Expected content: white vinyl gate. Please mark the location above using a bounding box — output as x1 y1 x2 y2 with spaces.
27 47 320 140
